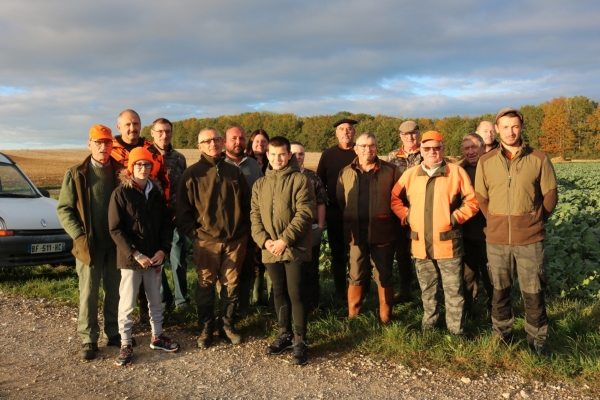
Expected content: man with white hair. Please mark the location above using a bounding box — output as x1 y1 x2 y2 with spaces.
391 131 478 335
458 133 493 317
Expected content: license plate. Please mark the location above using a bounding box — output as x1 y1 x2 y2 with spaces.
28 242 65 254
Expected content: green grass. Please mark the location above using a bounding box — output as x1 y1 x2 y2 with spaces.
1 263 599 394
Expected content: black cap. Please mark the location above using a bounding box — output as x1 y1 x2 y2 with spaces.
333 118 358 127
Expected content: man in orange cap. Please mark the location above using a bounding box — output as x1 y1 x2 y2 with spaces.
57 125 125 360
391 131 478 336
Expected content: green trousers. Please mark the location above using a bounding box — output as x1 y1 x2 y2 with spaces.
76 247 121 344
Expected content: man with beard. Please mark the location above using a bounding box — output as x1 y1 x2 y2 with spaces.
475 108 557 356
223 125 263 316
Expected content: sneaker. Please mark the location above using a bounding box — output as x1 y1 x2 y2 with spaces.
219 327 243 345
115 345 133 367
266 332 294 355
80 343 98 360
150 334 180 353
197 331 213 349
107 335 136 347
291 341 308 366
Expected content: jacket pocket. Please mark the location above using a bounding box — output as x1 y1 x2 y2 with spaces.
72 235 91 265
439 228 462 241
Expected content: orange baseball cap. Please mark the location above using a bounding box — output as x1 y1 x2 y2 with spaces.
89 125 113 141
420 131 443 143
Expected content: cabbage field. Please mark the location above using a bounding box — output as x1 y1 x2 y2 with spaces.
546 162 600 300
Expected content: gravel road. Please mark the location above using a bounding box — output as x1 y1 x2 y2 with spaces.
0 293 594 399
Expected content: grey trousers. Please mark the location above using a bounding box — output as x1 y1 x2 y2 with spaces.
487 242 548 346
118 267 164 346
415 257 465 335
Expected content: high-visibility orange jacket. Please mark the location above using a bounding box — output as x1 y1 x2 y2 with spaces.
111 136 171 203
391 161 479 260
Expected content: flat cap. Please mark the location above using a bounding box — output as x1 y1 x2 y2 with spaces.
399 120 419 133
421 131 443 144
333 118 358 127
495 107 524 124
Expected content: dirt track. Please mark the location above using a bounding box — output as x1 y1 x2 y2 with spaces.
0 293 592 399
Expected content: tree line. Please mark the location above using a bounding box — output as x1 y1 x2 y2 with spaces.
141 95 600 158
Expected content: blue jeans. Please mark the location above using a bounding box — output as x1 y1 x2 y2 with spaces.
161 227 188 306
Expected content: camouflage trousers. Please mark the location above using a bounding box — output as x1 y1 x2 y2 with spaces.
415 257 464 335
487 242 548 346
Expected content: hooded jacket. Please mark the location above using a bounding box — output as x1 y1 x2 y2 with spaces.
176 152 250 242
111 135 171 203
251 156 315 263
108 171 173 270
391 161 479 260
336 156 401 245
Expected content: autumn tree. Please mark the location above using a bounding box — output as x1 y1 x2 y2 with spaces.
540 97 576 156
520 105 544 148
568 96 598 155
587 105 600 151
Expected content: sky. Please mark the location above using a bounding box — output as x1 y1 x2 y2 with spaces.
1 0 599 149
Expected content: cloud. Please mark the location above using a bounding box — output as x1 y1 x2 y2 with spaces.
0 0 599 148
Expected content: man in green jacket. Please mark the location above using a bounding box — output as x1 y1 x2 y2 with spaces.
57 125 124 360
251 136 315 365
176 127 251 349
475 108 558 356
337 132 400 323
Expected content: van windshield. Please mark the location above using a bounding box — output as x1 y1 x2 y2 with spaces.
0 164 38 198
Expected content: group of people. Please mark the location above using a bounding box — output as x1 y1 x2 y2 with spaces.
57 106 558 368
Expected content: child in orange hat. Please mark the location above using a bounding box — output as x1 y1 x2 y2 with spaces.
108 147 179 366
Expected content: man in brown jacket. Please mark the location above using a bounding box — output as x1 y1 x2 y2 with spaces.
337 133 400 323
176 127 251 349
475 108 558 356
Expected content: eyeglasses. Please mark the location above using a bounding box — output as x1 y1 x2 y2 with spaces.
356 144 377 151
91 139 113 147
199 137 222 145
400 132 419 136
421 146 443 153
151 129 172 135
134 162 153 170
